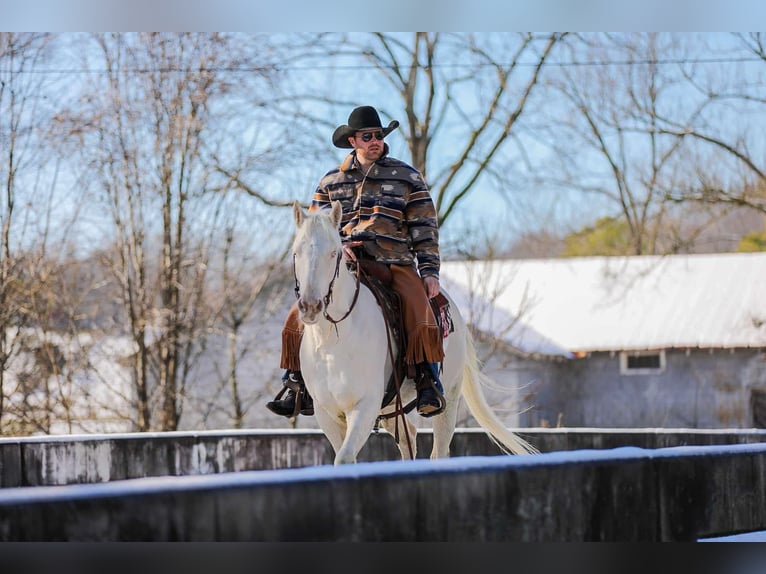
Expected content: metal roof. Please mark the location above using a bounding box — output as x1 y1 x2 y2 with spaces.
440 252 766 357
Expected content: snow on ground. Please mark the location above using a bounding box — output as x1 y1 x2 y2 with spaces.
699 531 766 542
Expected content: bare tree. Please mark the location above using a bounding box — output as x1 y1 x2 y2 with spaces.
192 215 292 429
218 33 565 230
529 32 766 256
10 32 766 435
350 33 566 226
0 33 61 432
655 33 766 216
57 33 275 431
538 33 687 255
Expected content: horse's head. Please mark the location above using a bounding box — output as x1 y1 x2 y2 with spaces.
292 200 344 324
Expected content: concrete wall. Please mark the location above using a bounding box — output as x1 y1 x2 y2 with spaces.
1 442 765 541
2 428 766 487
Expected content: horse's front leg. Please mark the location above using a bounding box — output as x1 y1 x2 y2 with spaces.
333 401 380 465
313 404 347 457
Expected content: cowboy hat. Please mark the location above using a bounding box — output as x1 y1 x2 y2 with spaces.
332 106 400 149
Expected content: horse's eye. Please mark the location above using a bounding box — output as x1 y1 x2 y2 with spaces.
330 250 337 259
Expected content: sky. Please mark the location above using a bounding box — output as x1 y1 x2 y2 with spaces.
5 4 766 260
4 0 766 32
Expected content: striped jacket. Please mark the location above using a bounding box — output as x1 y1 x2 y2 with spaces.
310 147 440 279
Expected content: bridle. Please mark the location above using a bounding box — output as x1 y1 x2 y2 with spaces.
293 245 361 325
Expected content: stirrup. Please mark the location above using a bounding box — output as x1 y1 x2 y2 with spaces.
266 372 314 417
417 387 446 418
286 373 314 416
415 366 446 418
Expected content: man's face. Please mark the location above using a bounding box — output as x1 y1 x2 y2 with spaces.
350 130 385 162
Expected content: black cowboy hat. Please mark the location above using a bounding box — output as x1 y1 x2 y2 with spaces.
332 105 400 149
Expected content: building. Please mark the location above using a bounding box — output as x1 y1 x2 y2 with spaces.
440 253 766 429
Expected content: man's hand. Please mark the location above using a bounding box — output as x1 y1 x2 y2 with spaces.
422 275 440 299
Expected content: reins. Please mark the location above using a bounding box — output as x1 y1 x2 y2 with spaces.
323 248 360 324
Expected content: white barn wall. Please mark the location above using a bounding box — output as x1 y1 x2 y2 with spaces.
494 348 766 428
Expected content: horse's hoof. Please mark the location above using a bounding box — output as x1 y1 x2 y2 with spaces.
417 387 445 418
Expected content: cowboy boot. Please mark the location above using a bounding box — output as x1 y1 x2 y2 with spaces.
415 362 446 417
266 370 314 417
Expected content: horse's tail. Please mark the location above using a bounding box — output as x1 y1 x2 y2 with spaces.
461 328 539 455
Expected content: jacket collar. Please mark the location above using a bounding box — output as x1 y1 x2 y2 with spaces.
340 144 390 172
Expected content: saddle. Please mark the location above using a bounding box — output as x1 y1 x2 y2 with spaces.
350 255 454 413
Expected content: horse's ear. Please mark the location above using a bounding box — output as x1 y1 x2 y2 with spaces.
330 201 343 229
293 200 305 228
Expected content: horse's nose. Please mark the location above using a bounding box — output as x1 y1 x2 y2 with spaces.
298 297 323 322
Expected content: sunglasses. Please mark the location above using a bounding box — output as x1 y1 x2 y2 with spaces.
358 132 384 142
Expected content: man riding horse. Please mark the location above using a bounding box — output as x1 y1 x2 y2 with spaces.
267 105 446 419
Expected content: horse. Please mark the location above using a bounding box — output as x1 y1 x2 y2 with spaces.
291 200 537 465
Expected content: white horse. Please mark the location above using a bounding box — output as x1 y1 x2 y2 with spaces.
291 200 537 465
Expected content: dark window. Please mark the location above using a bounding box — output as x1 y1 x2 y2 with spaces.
626 354 661 370
620 350 665 375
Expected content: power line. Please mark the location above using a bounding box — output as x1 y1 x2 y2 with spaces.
1 56 764 75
